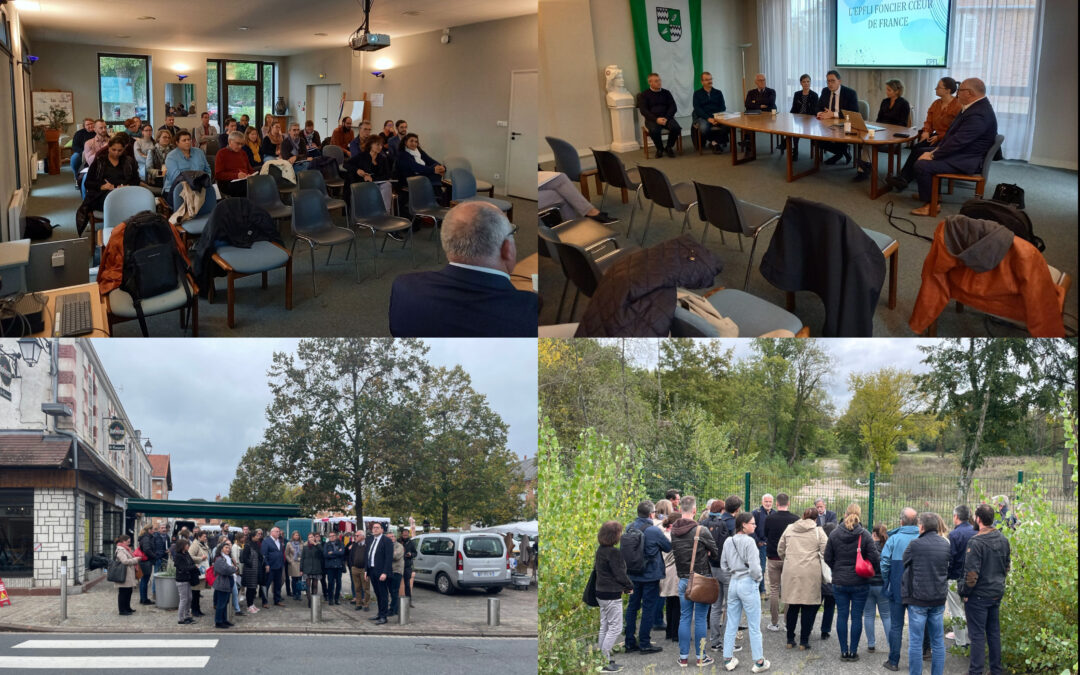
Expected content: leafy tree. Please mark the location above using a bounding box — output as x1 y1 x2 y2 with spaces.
840 368 937 473
752 339 832 463
226 444 291 504
261 338 430 526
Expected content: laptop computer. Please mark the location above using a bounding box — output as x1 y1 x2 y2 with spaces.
26 238 90 292
843 109 886 132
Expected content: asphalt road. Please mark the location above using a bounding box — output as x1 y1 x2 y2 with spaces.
0 632 538 674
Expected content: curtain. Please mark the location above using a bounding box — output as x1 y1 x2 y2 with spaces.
758 0 1044 161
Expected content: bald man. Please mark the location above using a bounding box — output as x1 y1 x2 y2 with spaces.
910 77 998 216
744 74 777 112
389 202 536 337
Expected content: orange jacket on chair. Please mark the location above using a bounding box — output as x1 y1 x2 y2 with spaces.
98 220 195 296
909 220 1065 337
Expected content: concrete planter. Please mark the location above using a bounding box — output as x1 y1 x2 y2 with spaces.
154 574 178 609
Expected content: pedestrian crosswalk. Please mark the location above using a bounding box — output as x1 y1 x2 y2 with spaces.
2 638 218 669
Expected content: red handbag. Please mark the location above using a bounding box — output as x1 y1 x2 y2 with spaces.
133 547 148 561
855 534 874 578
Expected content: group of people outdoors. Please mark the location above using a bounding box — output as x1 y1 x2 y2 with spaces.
590 489 1011 675
640 68 999 216
111 518 418 628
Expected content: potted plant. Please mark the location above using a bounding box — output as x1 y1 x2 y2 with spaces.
37 106 69 143
153 557 179 609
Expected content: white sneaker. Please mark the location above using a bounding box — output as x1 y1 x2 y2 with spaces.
751 659 771 673
724 657 739 671
247 606 258 614
766 624 781 632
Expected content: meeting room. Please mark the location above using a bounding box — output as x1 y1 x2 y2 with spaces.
537 0 1076 338
0 0 538 338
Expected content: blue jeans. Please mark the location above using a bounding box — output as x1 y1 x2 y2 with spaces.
888 598 907 665
623 579 660 649
214 589 230 625
964 595 1002 675
70 152 82 176
677 577 710 660
723 576 763 662
907 604 945 675
327 569 342 603
863 583 891 648
833 583 869 653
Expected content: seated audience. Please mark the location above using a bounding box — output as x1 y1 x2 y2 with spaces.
538 171 616 222
159 115 181 141
887 78 961 192
163 130 212 196
194 112 218 150
854 78 911 181
281 123 311 170
692 71 728 153
145 129 176 189
396 132 448 202
133 124 155 179
70 117 95 180
788 74 819 160
124 116 141 138
218 118 237 151
260 113 275 139
744 73 777 111
242 126 264 169
348 119 373 158
910 78 998 216
345 134 393 184
82 119 111 167
301 120 322 157
236 114 251 134
389 202 537 337
638 73 681 158
330 117 355 157
380 119 396 143
387 119 408 153
260 123 285 160
816 69 858 164
76 133 140 234
214 131 255 198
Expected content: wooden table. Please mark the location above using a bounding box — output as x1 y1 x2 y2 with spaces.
30 282 110 337
717 112 916 199
511 253 538 292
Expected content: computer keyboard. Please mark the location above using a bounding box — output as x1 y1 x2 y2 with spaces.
54 292 93 337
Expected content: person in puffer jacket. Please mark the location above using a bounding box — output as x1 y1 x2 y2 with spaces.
823 503 880 662
670 496 719 668
901 513 950 675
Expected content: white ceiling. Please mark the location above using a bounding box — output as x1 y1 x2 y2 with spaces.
18 0 537 56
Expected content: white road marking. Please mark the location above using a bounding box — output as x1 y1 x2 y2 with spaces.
0 656 210 669
13 639 219 649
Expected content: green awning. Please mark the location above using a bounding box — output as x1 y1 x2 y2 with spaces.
124 499 304 519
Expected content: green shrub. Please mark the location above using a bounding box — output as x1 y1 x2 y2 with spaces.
539 419 642 674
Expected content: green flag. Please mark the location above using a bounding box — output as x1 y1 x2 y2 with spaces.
630 0 703 116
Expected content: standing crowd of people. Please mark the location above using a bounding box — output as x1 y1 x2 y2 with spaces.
113 518 418 628
588 489 1011 674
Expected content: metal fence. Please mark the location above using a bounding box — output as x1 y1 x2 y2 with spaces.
740 471 1077 530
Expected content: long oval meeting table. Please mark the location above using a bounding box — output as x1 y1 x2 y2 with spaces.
716 112 916 199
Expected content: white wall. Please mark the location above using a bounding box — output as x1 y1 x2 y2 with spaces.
0 4 36 242
1030 0 1077 170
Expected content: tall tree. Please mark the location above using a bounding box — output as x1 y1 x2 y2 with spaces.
753 339 832 463
384 366 522 531
261 338 430 526
840 368 936 473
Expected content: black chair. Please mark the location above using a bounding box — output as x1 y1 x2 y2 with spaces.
406 176 450 263
350 182 414 278
290 188 359 296
634 164 698 245
693 181 780 290
546 135 601 200
591 149 642 224
297 169 348 219
246 174 292 222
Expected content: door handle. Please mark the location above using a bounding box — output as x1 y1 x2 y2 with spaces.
511 131 522 138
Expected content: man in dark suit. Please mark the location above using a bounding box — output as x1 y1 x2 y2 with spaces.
816 69 859 164
638 73 681 158
260 526 286 606
815 499 839 527
910 78 998 216
365 522 394 624
744 73 777 112
389 202 537 337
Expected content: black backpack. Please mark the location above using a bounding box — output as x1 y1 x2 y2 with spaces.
704 515 732 561
991 183 1025 209
959 198 1044 252
120 210 192 335
620 524 647 576
23 215 55 240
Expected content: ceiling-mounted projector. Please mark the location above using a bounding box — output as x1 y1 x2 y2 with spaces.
351 33 390 51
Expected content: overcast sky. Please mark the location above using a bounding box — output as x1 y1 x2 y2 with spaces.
92 339 538 500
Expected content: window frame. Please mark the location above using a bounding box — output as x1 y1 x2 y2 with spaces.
1 10 19 189
208 59 276 128
97 52 150 126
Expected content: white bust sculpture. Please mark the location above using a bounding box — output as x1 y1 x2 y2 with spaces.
604 65 633 107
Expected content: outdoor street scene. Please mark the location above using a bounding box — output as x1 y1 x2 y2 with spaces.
0 337 538 674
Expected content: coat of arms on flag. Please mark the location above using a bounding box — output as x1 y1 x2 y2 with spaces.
656 7 682 42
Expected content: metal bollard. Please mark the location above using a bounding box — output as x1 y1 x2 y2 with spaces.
59 556 68 621
310 594 321 623
486 597 500 626
397 600 409 625
227 596 235 623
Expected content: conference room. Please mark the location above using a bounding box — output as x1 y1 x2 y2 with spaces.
0 0 538 338
538 0 1076 338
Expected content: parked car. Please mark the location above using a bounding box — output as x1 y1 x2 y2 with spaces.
412 532 511 595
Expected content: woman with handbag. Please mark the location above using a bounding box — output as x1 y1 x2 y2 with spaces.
671 497 720 668
111 535 139 615
189 531 210 617
720 512 769 672
823 503 880 662
592 521 633 673
173 538 198 625
136 524 155 605
778 507 829 650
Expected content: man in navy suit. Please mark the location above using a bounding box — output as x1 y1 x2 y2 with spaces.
816 69 859 164
910 78 998 216
365 522 394 624
390 202 537 337
815 499 838 528
260 526 286 606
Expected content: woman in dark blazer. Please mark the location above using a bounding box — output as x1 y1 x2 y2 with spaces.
75 133 140 235
396 133 448 203
240 531 265 612
344 134 393 190
855 78 911 181
788 74 820 160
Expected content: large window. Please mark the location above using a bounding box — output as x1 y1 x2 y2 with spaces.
207 62 219 124
98 54 149 124
207 60 275 128
0 489 34 577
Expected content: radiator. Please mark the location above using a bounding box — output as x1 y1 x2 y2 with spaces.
30 152 38 182
7 185 28 241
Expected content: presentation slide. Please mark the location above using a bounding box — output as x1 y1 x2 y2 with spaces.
836 0 951 68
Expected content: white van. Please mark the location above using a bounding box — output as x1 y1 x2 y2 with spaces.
411 532 511 594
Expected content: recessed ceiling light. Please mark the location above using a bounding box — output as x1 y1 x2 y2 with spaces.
115 34 131 38
314 32 328 36
238 26 249 31
14 1 41 11
402 10 421 16
137 16 156 21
